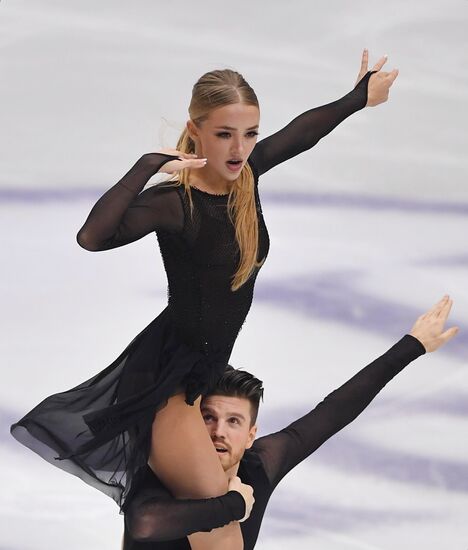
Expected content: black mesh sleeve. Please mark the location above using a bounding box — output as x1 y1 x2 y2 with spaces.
248 71 375 178
124 469 245 543
76 152 183 251
253 334 426 488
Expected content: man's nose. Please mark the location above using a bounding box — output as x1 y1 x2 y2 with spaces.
212 421 227 438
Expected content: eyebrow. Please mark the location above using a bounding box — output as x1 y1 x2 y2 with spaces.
227 412 246 421
214 125 259 131
201 406 246 422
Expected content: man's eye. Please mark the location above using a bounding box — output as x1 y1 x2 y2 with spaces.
229 418 239 424
203 415 213 421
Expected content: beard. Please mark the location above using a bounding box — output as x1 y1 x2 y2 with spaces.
220 447 246 471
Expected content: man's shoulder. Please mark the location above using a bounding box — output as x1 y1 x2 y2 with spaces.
240 447 268 478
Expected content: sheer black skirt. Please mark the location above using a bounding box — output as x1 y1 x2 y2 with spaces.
10 306 229 512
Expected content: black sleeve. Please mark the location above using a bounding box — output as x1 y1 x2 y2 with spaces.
76 152 183 251
124 472 246 542
248 71 375 178
253 334 426 488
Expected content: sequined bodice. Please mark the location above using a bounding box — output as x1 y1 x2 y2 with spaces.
156 182 269 358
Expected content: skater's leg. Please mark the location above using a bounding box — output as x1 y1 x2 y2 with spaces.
148 392 242 549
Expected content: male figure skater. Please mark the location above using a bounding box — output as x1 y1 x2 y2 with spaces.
123 295 458 549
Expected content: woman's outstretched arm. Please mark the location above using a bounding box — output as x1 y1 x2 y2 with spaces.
248 50 399 178
76 151 206 251
124 466 247 542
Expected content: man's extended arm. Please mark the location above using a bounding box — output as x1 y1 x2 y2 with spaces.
252 334 425 487
253 296 457 489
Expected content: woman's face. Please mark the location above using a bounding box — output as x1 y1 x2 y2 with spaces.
187 102 260 185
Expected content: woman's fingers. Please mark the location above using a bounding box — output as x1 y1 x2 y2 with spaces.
371 54 388 72
387 68 399 84
377 69 399 84
360 48 369 73
175 153 198 159
192 158 207 167
178 153 199 160
179 158 207 169
158 148 199 159
365 57 399 106
159 156 206 174
356 51 397 89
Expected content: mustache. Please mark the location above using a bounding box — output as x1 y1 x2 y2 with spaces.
212 439 230 451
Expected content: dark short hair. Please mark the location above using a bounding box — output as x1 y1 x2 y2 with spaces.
204 366 264 427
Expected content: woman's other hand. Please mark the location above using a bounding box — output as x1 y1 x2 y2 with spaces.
355 49 399 107
155 149 207 174
228 476 255 522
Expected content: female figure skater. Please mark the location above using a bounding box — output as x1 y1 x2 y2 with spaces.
10 50 398 549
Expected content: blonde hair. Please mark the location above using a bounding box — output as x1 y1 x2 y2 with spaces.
174 69 263 291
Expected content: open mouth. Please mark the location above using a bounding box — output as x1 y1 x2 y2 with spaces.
226 159 242 171
215 447 228 454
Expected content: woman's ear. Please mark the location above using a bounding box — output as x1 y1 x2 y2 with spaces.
186 119 198 141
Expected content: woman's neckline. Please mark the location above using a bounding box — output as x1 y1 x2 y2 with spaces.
189 184 230 198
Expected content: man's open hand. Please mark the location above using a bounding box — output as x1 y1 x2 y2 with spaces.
410 295 459 352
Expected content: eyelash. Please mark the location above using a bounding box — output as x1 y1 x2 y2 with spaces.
203 415 240 424
216 131 259 139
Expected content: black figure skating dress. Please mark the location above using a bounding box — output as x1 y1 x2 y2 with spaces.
10 72 375 511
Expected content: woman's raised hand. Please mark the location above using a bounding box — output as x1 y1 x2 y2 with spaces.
155 148 207 174
355 49 399 107
409 295 460 352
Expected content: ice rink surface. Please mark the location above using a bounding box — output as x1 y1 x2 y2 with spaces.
1 1 468 548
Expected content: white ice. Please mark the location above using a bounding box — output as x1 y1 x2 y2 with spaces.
1 1 468 549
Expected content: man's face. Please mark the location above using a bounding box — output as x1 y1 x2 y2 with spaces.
201 394 257 473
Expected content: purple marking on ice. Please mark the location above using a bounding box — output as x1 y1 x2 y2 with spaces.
260 406 468 492
0 188 99 203
414 253 468 268
402 392 468 417
264 495 434 536
260 190 468 215
318 433 468 492
255 271 468 360
362 392 468 419
2 187 468 215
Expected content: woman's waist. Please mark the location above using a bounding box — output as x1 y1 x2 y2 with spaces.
165 306 240 356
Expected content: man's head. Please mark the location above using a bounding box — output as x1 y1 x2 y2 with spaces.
201 366 264 473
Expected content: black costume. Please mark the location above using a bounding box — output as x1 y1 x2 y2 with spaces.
10 71 375 511
123 334 426 550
